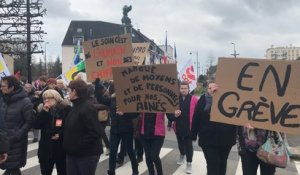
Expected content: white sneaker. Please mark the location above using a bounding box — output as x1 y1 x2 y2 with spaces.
186 162 192 174
177 155 185 165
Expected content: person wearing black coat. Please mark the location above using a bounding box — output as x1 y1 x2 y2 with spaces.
96 80 139 175
33 89 71 175
24 83 40 143
0 76 33 175
63 80 103 175
167 81 198 174
191 82 236 175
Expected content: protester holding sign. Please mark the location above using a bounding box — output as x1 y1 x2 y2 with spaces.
167 81 198 174
96 81 139 175
191 82 236 175
33 90 71 175
140 112 166 175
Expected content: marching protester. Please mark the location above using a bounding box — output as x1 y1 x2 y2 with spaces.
191 82 236 175
167 81 198 174
33 90 71 175
139 112 167 175
96 80 139 175
63 79 104 175
23 83 40 143
56 79 68 98
0 76 33 175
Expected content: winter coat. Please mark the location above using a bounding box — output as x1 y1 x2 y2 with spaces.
33 99 71 163
0 129 8 155
191 94 236 148
0 87 33 169
63 97 104 157
168 94 198 137
109 94 138 134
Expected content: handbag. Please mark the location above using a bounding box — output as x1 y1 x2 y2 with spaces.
98 110 108 122
256 131 289 168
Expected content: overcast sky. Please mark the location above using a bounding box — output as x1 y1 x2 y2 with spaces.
42 0 300 71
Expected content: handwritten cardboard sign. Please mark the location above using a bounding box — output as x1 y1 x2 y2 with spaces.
211 57 300 135
83 33 133 82
112 64 179 113
132 43 150 65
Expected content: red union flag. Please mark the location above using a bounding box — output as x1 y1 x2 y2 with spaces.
178 59 196 90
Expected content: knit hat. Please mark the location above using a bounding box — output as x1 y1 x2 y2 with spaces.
46 78 57 85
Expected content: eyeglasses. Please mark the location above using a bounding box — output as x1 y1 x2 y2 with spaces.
43 97 54 101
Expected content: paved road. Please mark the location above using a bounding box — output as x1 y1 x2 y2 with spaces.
1 129 300 175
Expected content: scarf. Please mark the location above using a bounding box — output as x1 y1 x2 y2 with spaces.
204 92 212 112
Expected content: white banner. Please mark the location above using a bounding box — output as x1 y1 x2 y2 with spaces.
178 59 197 91
0 53 11 78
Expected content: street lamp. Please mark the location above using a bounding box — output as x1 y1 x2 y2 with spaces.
231 42 239 58
189 51 199 79
44 42 49 75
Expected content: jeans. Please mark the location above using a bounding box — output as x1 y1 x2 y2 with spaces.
201 146 232 175
66 155 99 175
176 134 193 162
141 137 165 175
108 132 138 174
241 149 276 175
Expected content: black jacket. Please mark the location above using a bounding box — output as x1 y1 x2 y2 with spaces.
0 129 8 154
168 94 193 137
33 99 71 162
109 94 138 134
0 87 33 169
191 94 236 148
63 97 103 157
97 91 138 134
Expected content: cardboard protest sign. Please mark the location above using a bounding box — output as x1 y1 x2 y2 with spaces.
132 43 150 65
112 64 179 113
211 57 300 135
83 33 133 82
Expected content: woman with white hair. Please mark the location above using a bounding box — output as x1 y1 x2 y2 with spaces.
33 89 71 175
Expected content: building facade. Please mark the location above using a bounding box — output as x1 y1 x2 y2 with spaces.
265 45 300 60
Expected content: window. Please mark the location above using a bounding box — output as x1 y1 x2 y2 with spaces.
73 36 84 44
77 28 83 33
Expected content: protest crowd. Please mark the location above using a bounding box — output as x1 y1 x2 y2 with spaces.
0 70 291 175
0 29 294 175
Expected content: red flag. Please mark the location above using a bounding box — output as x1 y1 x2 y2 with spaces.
14 71 21 80
162 56 167 64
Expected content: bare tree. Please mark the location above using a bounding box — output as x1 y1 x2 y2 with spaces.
0 0 46 82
